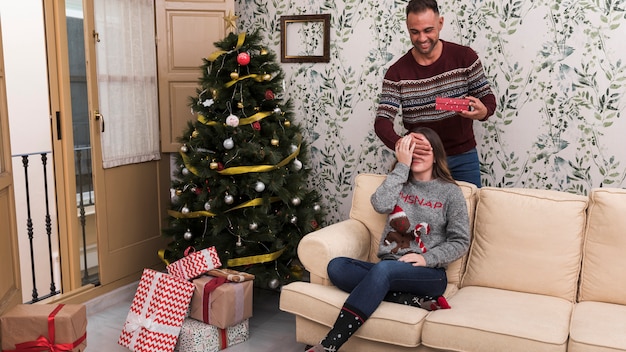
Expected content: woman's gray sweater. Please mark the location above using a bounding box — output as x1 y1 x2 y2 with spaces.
371 163 470 268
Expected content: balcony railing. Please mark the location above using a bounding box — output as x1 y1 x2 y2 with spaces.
12 148 97 303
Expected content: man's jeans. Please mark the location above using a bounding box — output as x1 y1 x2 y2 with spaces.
448 147 481 187
327 257 447 318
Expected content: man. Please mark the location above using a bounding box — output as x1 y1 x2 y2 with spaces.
374 0 497 187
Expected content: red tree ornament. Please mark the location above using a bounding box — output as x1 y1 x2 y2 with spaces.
265 89 275 100
237 52 251 66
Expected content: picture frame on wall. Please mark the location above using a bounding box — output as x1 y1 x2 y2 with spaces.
280 14 331 63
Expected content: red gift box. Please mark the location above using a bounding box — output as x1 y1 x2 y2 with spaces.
0 303 86 352
167 246 222 281
118 268 195 352
435 97 470 112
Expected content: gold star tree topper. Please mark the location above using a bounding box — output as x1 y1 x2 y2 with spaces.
224 11 238 33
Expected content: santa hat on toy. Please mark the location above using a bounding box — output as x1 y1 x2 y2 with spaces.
389 205 410 233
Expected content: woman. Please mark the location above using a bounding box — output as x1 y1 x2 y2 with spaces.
307 127 470 352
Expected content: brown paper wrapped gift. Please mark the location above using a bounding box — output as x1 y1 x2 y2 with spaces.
206 268 255 283
189 275 253 329
0 303 87 351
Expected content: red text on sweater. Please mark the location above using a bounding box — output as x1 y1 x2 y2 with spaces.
399 191 443 209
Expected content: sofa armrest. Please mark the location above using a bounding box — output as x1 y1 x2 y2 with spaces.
298 219 371 285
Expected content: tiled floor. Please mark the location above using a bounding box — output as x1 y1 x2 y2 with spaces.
85 281 307 351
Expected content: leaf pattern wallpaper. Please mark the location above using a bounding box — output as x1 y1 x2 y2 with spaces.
235 0 626 222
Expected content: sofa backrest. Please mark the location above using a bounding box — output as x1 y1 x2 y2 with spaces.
349 173 478 286
461 187 588 301
578 188 626 305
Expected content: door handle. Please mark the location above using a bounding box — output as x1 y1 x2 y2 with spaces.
94 110 105 132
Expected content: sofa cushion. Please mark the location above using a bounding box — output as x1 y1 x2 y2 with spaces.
280 281 429 348
422 286 573 352
462 187 588 301
579 188 626 305
568 301 626 352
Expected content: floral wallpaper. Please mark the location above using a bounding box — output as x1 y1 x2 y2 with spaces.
235 0 626 223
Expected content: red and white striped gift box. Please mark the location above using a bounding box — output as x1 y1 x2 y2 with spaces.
167 246 222 281
118 268 195 352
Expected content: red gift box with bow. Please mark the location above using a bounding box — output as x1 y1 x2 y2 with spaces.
0 303 87 352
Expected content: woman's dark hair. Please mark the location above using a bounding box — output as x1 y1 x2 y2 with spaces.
392 127 456 184
406 0 440 16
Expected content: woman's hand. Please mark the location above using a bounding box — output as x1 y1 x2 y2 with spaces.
398 252 426 266
395 135 415 166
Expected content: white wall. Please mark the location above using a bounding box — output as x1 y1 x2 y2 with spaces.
0 0 60 302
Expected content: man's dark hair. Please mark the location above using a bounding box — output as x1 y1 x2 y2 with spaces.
406 0 440 16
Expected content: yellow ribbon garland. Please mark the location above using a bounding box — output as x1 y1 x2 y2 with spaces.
180 152 201 175
158 247 286 267
227 247 285 267
168 197 281 219
198 111 271 126
158 249 170 266
225 74 260 88
217 143 300 175
179 139 301 177
239 111 271 125
207 32 246 62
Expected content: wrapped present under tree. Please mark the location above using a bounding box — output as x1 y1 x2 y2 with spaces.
118 269 195 352
174 318 249 352
0 303 86 352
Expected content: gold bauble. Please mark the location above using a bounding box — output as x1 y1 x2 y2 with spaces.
237 101 244 109
230 71 239 80
284 120 291 127
260 48 268 55
263 73 272 81
175 189 183 196
210 162 219 170
191 130 199 138
271 138 279 146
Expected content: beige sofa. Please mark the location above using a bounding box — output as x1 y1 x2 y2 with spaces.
279 173 626 352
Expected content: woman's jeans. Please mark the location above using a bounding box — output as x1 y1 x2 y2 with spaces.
327 257 447 318
448 148 481 188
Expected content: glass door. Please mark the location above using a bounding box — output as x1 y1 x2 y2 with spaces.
65 0 99 286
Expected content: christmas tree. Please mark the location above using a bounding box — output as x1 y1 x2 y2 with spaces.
162 30 324 289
